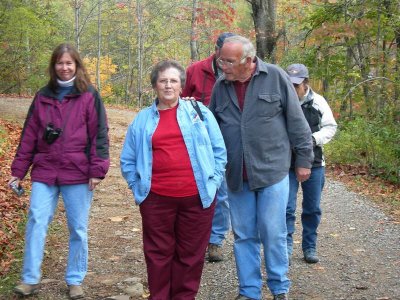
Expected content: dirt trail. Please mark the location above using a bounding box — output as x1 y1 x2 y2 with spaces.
0 97 399 300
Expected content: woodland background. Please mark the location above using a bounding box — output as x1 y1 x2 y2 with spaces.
0 0 400 289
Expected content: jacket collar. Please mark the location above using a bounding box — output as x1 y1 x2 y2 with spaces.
199 54 217 75
151 98 183 116
254 57 268 76
40 85 82 101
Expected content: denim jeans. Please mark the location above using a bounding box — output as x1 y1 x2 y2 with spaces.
286 167 325 256
228 177 290 299
209 178 230 245
22 182 93 285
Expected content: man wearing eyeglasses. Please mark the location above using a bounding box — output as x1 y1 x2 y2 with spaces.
182 32 236 263
209 35 314 300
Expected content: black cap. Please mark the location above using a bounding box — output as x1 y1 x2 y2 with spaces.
216 32 236 48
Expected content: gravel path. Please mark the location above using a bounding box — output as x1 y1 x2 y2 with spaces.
0 97 399 300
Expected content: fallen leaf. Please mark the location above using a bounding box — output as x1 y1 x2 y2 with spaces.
108 216 129 222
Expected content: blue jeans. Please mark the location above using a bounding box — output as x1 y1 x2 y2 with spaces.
286 167 325 256
228 177 290 299
22 182 93 285
209 178 230 245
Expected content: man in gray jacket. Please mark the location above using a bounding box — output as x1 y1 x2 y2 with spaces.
209 35 314 300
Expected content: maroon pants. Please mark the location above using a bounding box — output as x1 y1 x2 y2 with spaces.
139 192 215 300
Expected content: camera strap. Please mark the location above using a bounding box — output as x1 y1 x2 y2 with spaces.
190 99 204 121
45 100 75 133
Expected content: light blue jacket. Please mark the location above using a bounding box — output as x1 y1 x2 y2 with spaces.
120 98 227 208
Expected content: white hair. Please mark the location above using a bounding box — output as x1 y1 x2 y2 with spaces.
223 35 256 59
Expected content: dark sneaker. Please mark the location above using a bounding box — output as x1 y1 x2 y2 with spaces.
69 285 84 299
304 248 319 264
208 243 223 262
273 293 288 300
235 295 254 300
14 283 40 296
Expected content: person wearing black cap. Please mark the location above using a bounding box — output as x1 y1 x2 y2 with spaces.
182 32 236 262
286 63 337 264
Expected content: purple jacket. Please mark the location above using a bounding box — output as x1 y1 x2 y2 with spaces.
11 84 110 185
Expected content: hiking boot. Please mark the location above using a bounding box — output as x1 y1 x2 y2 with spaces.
304 248 319 264
208 243 223 262
273 293 288 300
14 283 40 296
69 285 84 299
235 295 254 300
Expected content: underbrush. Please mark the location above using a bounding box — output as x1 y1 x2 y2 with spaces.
0 120 27 294
325 114 400 185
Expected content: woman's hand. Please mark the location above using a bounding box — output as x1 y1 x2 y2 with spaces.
8 176 20 187
89 178 102 191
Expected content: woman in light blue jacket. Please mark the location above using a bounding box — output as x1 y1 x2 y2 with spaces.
120 60 226 300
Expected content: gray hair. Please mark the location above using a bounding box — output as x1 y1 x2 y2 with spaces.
223 35 256 60
150 60 186 88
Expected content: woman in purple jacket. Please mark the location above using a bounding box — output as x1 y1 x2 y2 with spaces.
8 43 110 299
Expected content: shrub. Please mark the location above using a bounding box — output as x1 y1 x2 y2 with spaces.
325 114 400 184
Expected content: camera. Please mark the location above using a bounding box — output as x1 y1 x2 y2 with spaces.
43 123 62 144
10 181 25 197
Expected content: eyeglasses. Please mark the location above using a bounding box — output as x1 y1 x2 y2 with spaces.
216 56 247 68
158 78 180 86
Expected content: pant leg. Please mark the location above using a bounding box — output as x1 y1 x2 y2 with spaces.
286 170 299 257
22 182 60 284
257 175 290 296
228 182 262 300
139 192 178 300
60 183 93 285
301 166 325 252
209 177 230 245
171 195 215 300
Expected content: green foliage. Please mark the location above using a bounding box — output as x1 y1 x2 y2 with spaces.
326 111 400 184
0 126 7 157
0 1 66 94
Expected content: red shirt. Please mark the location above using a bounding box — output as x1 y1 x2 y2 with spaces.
234 78 251 112
151 105 198 196
234 78 251 180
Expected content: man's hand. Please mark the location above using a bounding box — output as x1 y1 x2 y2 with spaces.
181 96 196 101
295 167 311 182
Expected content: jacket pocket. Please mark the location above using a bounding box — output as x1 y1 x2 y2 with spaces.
257 94 282 118
214 101 230 114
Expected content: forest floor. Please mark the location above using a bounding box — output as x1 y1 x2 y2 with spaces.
0 97 399 300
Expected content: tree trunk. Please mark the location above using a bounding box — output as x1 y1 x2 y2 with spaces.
136 0 144 108
248 0 277 62
96 0 101 93
190 0 198 62
74 0 81 51
124 0 133 105
393 0 400 108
